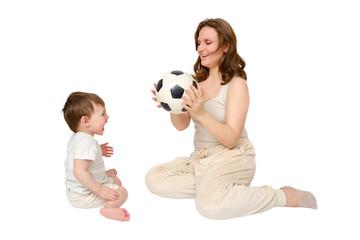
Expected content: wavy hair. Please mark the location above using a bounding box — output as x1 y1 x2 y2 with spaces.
193 18 247 84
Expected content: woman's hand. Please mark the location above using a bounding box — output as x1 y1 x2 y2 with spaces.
100 142 113 157
151 83 161 108
181 85 206 118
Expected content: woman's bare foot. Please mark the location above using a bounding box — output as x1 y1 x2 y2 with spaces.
100 208 130 221
281 186 317 210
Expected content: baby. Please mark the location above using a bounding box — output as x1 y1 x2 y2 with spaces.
62 91 130 221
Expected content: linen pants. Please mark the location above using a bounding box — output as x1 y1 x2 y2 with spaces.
145 138 286 220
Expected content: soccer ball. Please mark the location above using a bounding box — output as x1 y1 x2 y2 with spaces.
156 70 198 114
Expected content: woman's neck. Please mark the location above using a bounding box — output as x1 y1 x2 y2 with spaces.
208 65 222 84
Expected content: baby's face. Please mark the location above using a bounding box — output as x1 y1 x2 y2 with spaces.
88 103 109 136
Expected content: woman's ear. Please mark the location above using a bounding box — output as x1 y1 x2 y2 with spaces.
223 42 229 53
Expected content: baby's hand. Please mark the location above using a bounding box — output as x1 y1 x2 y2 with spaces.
98 185 119 201
101 142 114 157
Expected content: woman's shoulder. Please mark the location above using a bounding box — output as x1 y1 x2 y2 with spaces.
227 76 248 94
228 76 247 86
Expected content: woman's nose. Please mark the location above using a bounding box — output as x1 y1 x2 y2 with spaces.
197 43 204 52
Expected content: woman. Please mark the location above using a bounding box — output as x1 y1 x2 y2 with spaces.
146 18 317 220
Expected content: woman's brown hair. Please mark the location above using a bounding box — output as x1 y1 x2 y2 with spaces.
193 18 247 84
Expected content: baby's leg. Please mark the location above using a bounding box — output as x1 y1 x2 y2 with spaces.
107 185 128 208
100 186 130 221
107 174 122 186
105 168 117 176
100 208 130 222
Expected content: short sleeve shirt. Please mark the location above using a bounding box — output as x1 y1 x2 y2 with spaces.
65 132 107 194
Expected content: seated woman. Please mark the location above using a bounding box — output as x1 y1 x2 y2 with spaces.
146 18 317 220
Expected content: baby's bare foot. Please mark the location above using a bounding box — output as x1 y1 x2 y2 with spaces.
100 208 130 221
121 209 130 221
281 186 317 210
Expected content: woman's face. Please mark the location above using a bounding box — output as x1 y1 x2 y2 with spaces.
197 26 227 69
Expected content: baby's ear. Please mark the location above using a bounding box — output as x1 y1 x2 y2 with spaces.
80 116 90 127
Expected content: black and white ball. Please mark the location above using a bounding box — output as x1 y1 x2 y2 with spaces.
156 70 198 114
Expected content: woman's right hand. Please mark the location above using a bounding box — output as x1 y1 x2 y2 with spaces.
151 83 161 108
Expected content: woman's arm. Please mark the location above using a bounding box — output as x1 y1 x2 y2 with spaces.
170 112 191 131
182 77 249 149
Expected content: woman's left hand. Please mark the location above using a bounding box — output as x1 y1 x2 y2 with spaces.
181 85 206 118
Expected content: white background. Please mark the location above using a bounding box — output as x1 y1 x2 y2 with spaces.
1 0 359 239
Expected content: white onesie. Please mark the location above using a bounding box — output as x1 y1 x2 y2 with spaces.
64 132 107 195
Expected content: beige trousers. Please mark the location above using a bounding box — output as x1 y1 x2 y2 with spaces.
145 138 286 220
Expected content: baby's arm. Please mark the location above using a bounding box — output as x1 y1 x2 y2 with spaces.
73 159 119 201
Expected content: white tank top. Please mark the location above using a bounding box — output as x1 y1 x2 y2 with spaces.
191 83 248 148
